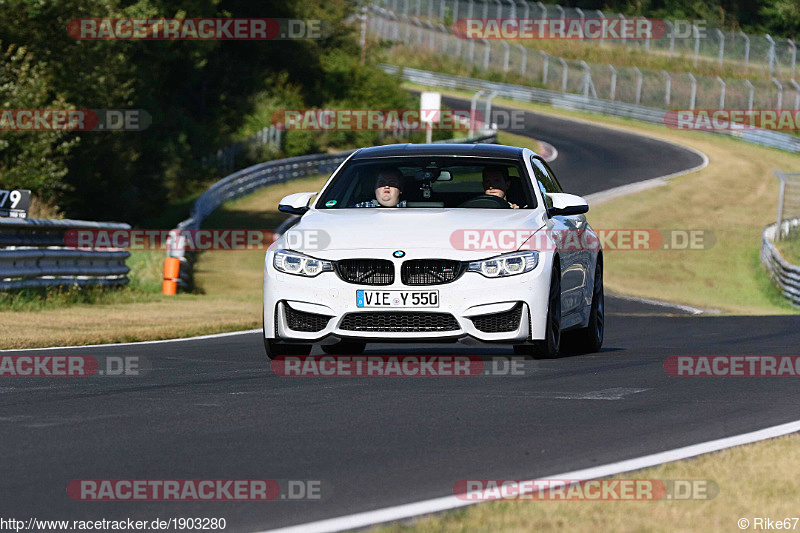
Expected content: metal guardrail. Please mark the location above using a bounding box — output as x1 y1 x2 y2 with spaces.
761 218 800 307
383 65 800 153
0 218 131 291
167 131 498 291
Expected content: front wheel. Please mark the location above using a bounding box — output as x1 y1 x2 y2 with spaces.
514 265 561 359
263 338 311 360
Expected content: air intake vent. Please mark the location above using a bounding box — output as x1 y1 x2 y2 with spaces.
340 312 459 332
470 303 523 333
284 304 331 332
336 259 394 285
401 259 464 285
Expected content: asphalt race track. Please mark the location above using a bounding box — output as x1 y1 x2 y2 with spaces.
2 104 798 532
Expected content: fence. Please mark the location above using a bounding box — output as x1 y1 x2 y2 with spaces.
774 171 800 239
370 6 800 114
166 130 498 291
761 218 800 307
383 64 800 153
374 0 799 78
0 218 131 291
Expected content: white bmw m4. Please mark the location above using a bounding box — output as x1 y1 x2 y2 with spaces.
263 143 603 359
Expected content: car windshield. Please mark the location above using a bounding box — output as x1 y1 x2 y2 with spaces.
316 157 537 209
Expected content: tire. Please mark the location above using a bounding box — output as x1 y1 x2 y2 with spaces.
514 264 561 359
565 256 604 354
321 341 367 355
263 338 311 360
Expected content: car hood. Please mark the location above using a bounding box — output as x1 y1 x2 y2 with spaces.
276 208 547 260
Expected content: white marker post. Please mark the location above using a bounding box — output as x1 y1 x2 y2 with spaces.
420 91 441 144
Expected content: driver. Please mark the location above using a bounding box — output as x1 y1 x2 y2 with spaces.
354 168 407 208
482 166 519 209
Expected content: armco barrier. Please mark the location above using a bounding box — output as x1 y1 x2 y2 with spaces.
761 218 800 307
0 218 131 290
384 64 800 154
166 130 498 292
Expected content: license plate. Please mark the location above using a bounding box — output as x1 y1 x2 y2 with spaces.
356 290 439 308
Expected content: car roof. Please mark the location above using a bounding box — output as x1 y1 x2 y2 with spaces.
349 143 526 160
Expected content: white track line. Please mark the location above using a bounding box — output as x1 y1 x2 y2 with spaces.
261 420 800 533
0 329 260 352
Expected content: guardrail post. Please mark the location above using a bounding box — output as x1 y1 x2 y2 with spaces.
740 31 750 67
790 39 797 80
773 77 784 109
766 34 776 76
469 89 485 137
506 0 516 19
716 29 725 67
775 170 786 239
579 60 596 98
633 66 642 104
717 76 726 108
665 20 674 53
518 44 526 75
608 64 617 101
501 40 510 71
555 4 564 19
598 10 605 46
482 38 491 69
438 23 448 52
541 51 549 84
688 73 697 110
745 79 754 110
485 91 499 126
791 79 800 109
663 71 671 106
558 57 568 93
536 1 545 19
693 24 700 67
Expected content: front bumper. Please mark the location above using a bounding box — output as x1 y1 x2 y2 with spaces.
263 252 552 344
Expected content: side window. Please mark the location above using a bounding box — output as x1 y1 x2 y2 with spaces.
531 157 562 193
530 156 553 209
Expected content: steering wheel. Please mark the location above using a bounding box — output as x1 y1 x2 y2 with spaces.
457 194 511 209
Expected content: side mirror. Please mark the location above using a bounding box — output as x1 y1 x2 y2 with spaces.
278 192 317 215
547 193 589 216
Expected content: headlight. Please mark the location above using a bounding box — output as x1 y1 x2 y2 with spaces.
467 251 538 278
273 250 333 277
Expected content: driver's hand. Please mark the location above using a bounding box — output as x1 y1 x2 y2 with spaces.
511 203 519 209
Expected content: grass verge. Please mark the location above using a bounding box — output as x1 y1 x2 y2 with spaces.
369 433 800 533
